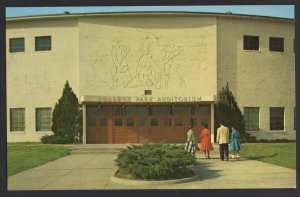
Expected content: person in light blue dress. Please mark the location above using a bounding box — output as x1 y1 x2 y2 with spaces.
229 126 242 159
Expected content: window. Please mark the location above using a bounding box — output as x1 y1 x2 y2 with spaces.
144 90 152 95
36 108 52 131
244 107 259 131
269 37 284 52
114 118 122 126
9 38 25 53
175 118 183 126
100 119 108 126
126 118 134 126
151 118 158 126
87 118 96 127
243 35 259 50
35 36 51 51
164 118 171 126
10 108 25 131
270 107 284 130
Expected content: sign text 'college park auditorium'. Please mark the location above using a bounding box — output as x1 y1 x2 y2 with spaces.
95 96 203 103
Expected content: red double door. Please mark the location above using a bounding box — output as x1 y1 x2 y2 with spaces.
86 105 211 144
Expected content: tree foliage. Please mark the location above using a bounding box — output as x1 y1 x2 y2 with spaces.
42 81 82 144
215 83 256 142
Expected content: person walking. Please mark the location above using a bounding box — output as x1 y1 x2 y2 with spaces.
229 126 242 159
185 125 197 158
200 124 214 159
216 122 230 161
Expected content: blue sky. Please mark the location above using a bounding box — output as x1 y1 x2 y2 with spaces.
5 5 294 19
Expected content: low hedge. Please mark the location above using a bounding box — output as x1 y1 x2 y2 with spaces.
115 142 196 180
40 135 73 144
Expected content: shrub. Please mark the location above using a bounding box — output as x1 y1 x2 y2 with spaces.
215 83 257 142
40 135 73 144
115 142 196 180
46 81 82 144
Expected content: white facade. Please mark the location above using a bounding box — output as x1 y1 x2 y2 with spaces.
6 12 295 143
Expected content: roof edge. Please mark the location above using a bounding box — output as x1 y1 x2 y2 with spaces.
6 11 294 22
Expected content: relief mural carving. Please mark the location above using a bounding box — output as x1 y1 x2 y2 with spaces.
109 32 186 90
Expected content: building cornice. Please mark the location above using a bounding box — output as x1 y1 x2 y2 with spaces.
6 11 294 24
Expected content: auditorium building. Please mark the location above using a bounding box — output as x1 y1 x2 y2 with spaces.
6 12 295 144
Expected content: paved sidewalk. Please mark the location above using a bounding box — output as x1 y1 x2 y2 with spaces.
7 145 296 190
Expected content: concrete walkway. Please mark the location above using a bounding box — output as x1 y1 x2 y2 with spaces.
7 144 296 190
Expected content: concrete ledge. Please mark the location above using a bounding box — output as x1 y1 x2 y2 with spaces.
110 169 199 185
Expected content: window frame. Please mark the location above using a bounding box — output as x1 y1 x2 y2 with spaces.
270 107 285 131
244 107 260 131
35 36 52 51
10 108 25 132
9 37 25 53
36 108 52 131
269 37 284 52
243 35 259 51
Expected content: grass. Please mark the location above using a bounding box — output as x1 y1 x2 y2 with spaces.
242 143 296 170
7 144 71 176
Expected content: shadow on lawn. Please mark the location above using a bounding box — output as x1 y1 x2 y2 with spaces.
245 153 278 160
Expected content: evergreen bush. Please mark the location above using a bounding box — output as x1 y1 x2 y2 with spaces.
41 81 82 144
40 135 73 144
115 142 196 180
216 83 256 143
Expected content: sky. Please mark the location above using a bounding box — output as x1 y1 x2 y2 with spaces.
5 5 295 19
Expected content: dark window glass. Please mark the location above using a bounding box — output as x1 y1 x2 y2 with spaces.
139 118 147 127
35 36 51 51
172 106 184 115
100 119 108 126
244 107 259 131
36 108 52 131
243 35 259 50
175 118 183 126
201 118 209 127
144 90 152 95
161 106 171 115
10 108 25 131
151 118 158 126
269 37 284 52
113 106 123 116
87 118 96 127
9 38 25 53
138 106 149 116
196 106 210 115
115 118 122 126
189 118 196 127
270 107 284 130
164 118 171 126
87 106 109 115
126 118 134 126
149 107 160 116
125 106 137 116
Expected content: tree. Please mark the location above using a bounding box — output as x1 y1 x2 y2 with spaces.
215 83 256 142
51 81 82 143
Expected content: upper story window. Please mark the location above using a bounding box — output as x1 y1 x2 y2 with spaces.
243 35 259 50
269 37 284 52
9 38 25 53
35 36 51 51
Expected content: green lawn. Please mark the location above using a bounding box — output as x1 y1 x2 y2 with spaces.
242 143 296 170
7 144 71 176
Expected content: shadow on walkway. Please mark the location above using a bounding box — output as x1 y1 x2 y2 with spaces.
194 162 222 181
